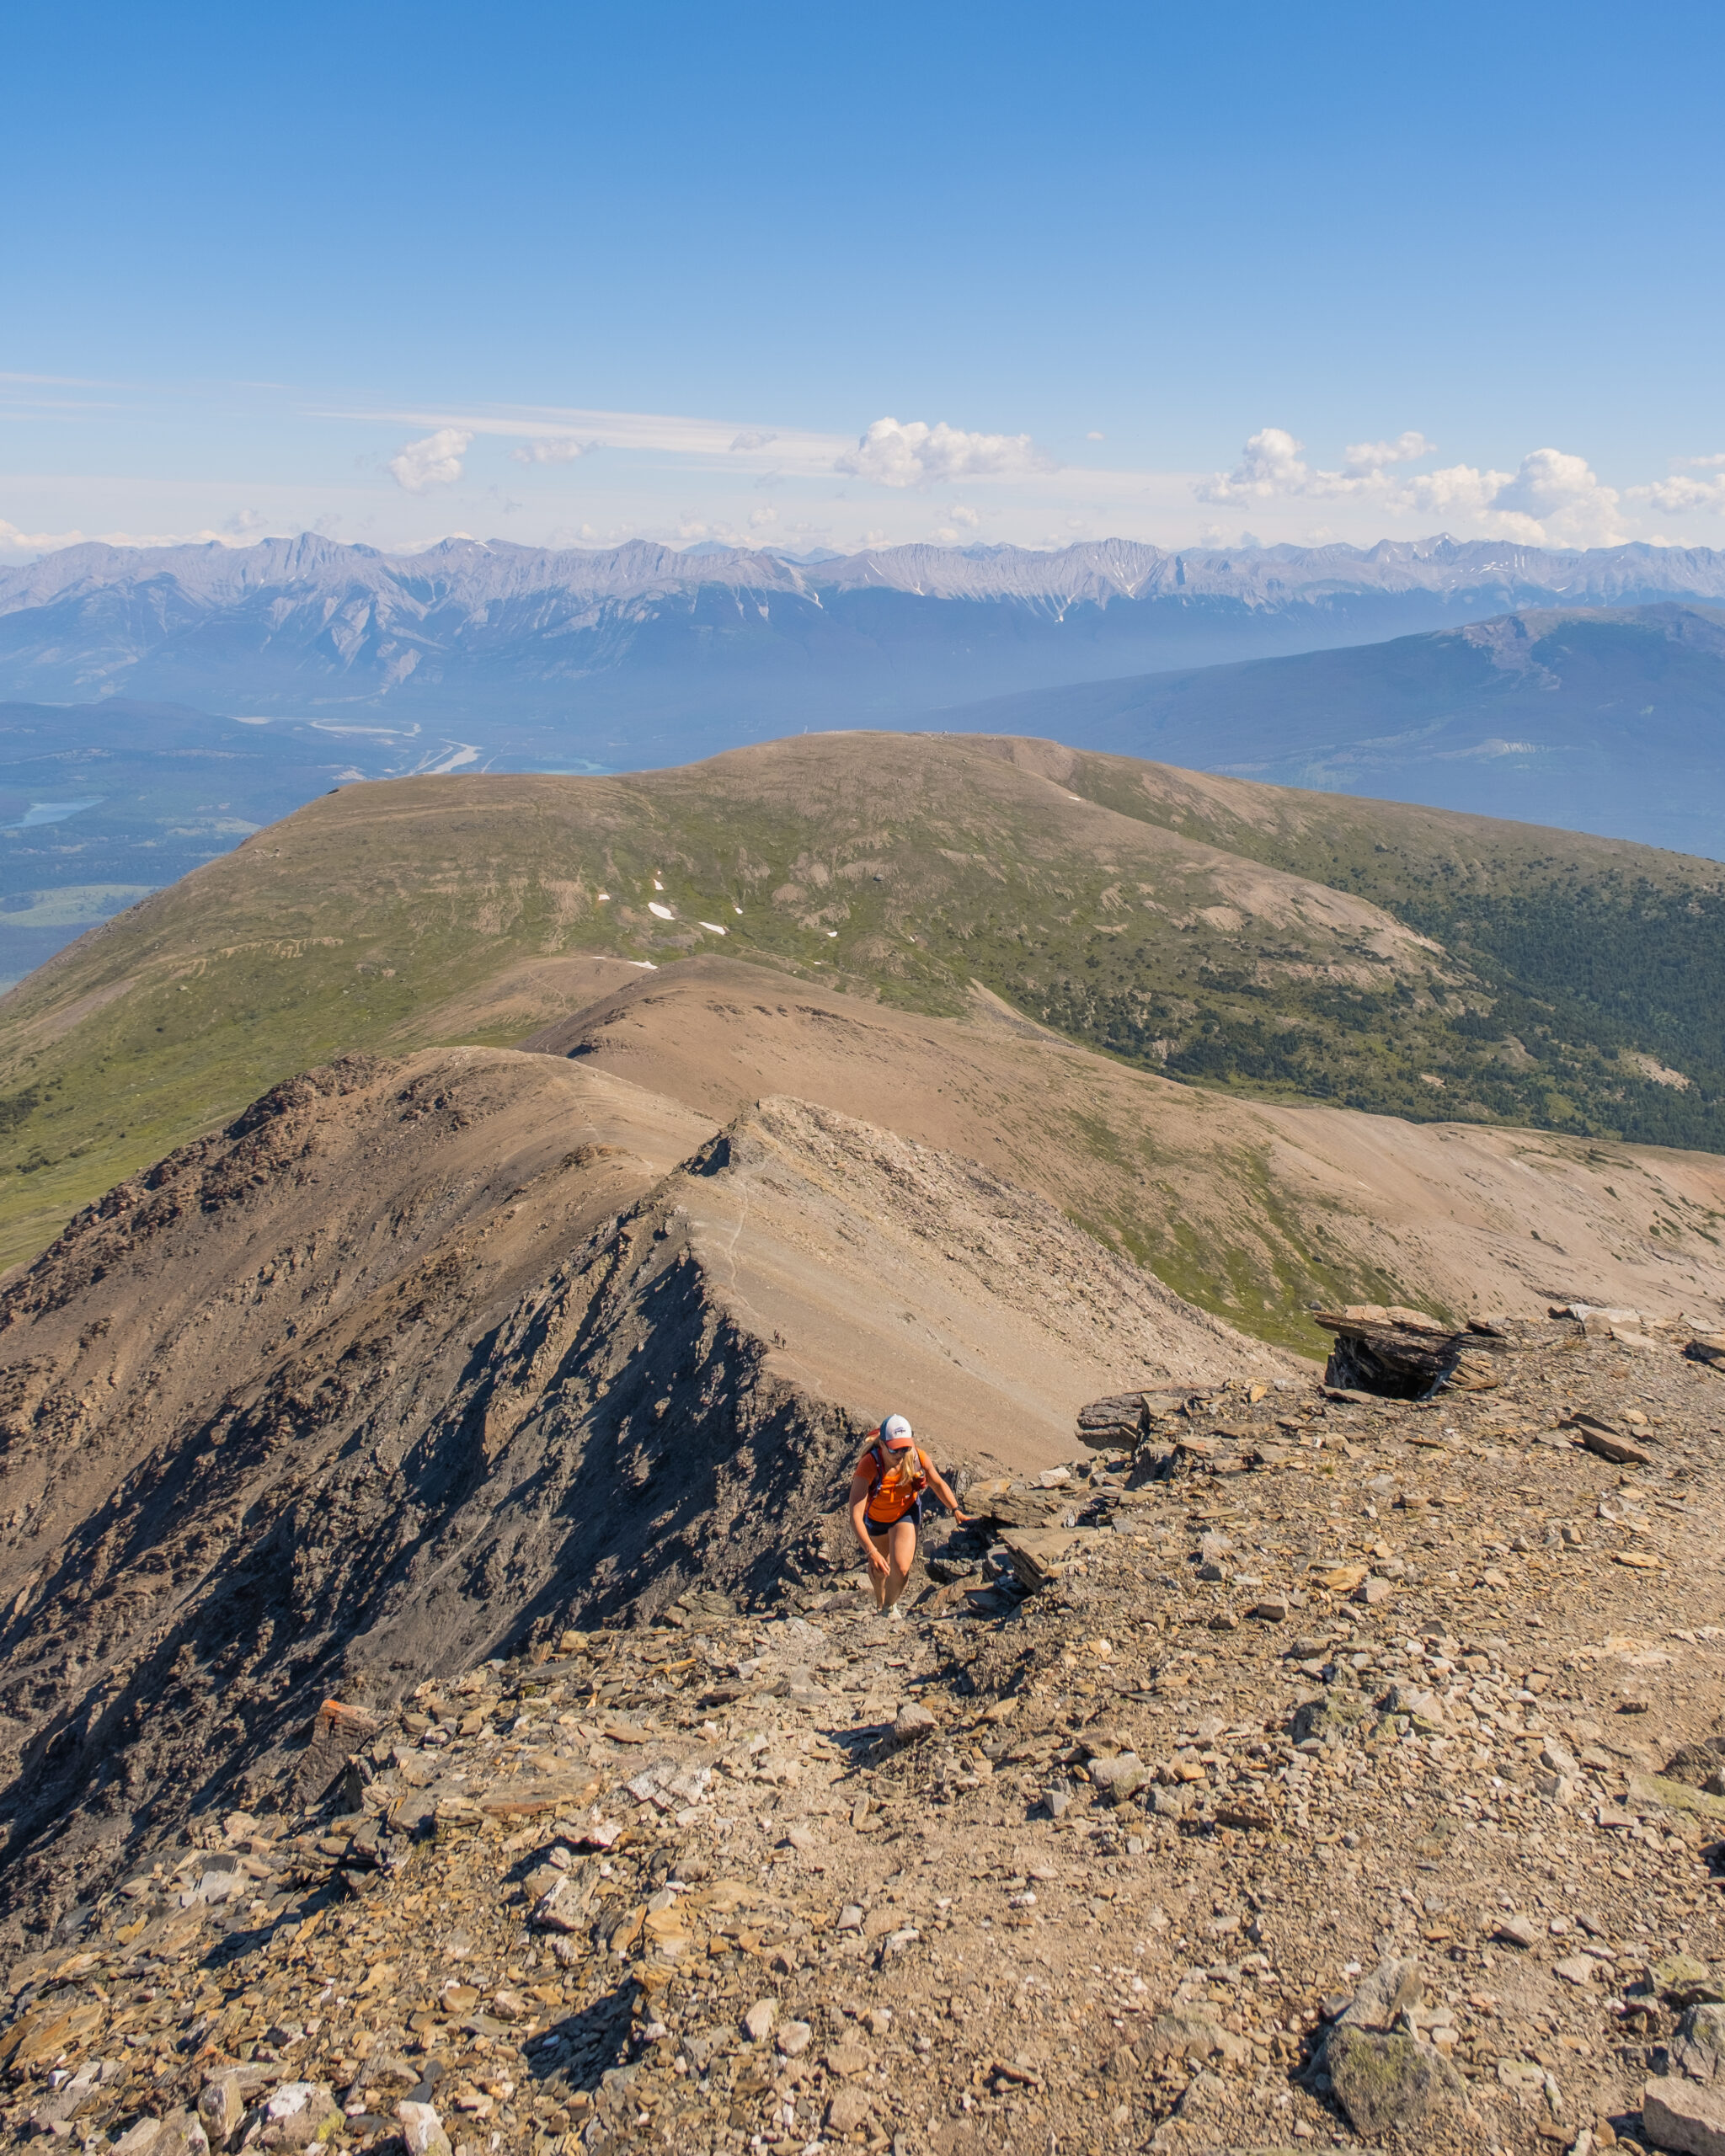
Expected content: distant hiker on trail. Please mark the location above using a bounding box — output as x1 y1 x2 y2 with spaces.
848 1414 972 1620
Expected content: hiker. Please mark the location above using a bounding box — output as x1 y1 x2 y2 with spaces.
848 1414 972 1619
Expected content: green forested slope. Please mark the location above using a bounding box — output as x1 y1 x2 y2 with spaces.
1056 750 1725 1144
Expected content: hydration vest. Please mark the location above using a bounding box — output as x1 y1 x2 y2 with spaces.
861 1433 930 1525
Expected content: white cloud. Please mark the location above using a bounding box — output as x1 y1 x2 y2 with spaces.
836 416 1055 489
1482 447 1625 545
1197 428 1313 502
1390 449 1628 546
387 428 473 493
1086 430 1105 441
511 436 594 467
0 516 88 555
332 403 846 473
1198 426 1434 503
1197 428 1632 545
747 504 778 528
0 516 280 558
1629 471 1725 515
1393 460 1519 522
1342 430 1436 471
932 506 987 540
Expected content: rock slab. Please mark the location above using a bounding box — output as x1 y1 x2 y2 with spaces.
1325 2025 1469 2139
1644 2075 1725 2156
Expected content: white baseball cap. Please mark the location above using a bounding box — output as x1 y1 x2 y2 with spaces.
881 1414 915 1448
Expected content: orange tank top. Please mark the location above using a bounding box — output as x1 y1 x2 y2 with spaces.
860 1437 930 1525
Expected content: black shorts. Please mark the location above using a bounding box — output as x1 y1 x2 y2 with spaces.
865 1502 921 1540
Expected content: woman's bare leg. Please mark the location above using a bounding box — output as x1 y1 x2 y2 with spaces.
868 1531 891 1609
882 1520 918 1609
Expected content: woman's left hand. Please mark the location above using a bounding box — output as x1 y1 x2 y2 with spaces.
951 1510 975 1525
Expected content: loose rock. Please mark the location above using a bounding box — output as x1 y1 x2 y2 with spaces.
1325 2025 1470 2139
1643 2074 1725 2156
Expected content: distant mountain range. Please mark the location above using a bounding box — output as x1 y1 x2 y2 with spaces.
5 531 1725 762
943 602 1725 859
2 539 1723 985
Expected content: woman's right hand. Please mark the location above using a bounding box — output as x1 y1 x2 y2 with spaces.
864 1545 890 1579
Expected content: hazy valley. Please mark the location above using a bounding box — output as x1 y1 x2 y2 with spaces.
12 535 1725 750
948 603 1725 860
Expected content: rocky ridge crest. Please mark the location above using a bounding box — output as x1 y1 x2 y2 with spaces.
4 1313 1725 2153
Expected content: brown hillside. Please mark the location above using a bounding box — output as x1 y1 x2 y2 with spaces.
13 727 1718 1278
520 955 1725 1344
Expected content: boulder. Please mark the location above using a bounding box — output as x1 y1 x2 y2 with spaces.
293 1699 382 1805
259 2083 341 2150
1337 1955 1423 2031
199 2073 247 2145
533 1861 600 1931
1076 1394 1151 1448
1087 1753 1146 1802
1569 1413 1653 1465
1146 2010 1250 2068
825 2085 873 2134
1674 2004 1725 2083
1313 1305 1507 1398
1653 1954 1725 2008
345 2052 419 2102
397 2102 453 2156
1643 2074 1725 2156
1661 1739 1725 1790
1325 2025 1468 2139
115 2116 211 2156
1384 1684 1445 1732
1293 1688 1376 1744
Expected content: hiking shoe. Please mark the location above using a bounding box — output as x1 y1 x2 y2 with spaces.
886 1601 905 1622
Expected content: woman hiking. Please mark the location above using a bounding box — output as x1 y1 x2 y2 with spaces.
848 1414 973 1620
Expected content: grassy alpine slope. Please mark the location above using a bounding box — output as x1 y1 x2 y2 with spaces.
0 730 1719 1278
1059 747 1725 1140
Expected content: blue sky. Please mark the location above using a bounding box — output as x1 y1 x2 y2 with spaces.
4 0 1723 559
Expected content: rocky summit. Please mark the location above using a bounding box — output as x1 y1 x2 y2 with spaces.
4 1252 1725 2154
